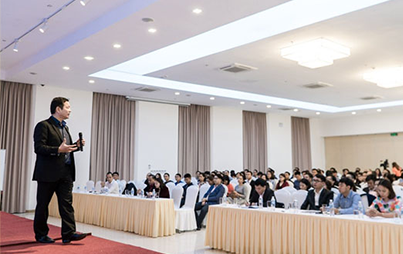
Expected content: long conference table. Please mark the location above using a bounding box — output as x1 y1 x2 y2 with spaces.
48 192 175 237
205 205 403 254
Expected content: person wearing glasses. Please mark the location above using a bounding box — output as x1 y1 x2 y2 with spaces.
301 174 333 210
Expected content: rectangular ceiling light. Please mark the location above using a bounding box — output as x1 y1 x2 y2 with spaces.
363 67 403 88
104 0 389 75
281 38 351 69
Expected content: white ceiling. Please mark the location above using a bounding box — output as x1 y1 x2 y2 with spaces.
1 0 403 118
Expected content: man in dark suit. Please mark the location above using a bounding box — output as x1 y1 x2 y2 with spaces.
33 97 87 244
194 174 225 230
301 174 333 210
249 178 274 207
180 173 193 208
245 170 256 199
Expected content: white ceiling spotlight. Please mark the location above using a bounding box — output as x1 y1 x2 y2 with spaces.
316 112 321 115
39 19 48 33
210 97 215 100
377 109 382 112
281 38 350 69
363 67 403 88
89 80 95 84
63 66 70 71
84 56 94 61
266 105 272 108
148 28 157 34
175 92 180 95
293 109 299 112
193 8 203 14
12 40 19 52
240 101 245 105
80 0 91 6
113 44 121 49
351 112 356 115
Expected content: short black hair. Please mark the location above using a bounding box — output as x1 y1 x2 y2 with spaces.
215 174 223 181
339 177 355 189
366 174 376 182
314 174 326 183
254 178 267 187
347 172 356 180
106 172 112 176
50 97 69 114
175 173 182 178
184 173 192 179
300 178 311 189
112 172 119 176
164 173 170 177
305 172 313 179
378 179 396 199
294 171 301 176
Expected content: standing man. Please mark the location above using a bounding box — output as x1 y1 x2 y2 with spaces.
33 97 87 244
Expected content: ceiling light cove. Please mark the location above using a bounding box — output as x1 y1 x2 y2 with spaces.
104 0 390 75
280 38 350 69
363 67 403 88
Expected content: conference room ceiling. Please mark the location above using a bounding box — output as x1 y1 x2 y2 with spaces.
2 0 403 118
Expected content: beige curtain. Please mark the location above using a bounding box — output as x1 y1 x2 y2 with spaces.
90 93 135 181
291 117 312 171
242 111 267 172
178 105 210 175
0 81 32 213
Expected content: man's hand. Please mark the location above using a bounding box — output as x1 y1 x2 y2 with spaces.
76 138 86 147
101 182 105 188
58 138 77 153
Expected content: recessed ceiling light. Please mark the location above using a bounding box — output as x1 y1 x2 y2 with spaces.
12 40 19 52
316 112 321 115
293 109 299 112
377 109 382 112
89 80 95 84
281 38 350 69
84 56 94 61
240 101 245 105
39 19 48 33
266 105 272 108
175 92 180 95
352 112 356 115
80 0 91 6
193 8 203 14
148 28 157 33
210 97 215 100
63 66 70 70
113 44 121 49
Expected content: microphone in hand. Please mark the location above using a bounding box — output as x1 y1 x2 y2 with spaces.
78 132 84 151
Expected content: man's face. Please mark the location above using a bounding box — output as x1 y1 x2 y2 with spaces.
106 174 113 183
304 174 311 181
285 173 290 180
213 176 222 185
56 101 71 120
312 177 324 190
113 174 119 180
295 174 302 181
175 175 181 182
255 185 266 195
326 176 333 184
185 177 191 184
164 174 169 181
246 172 252 180
367 180 375 190
338 182 350 195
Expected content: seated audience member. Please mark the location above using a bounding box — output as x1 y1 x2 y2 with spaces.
155 173 162 179
194 174 225 230
245 170 256 197
198 172 207 187
143 175 156 196
175 173 184 186
342 168 349 178
112 171 125 190
275 173 289 190
312 168 319 176
249 178 274 207
326 175 338 189
382 169 391 179
284 171 294 187
301 174 333 210
229 172 247 204
346 172 359 191
331 178 360 214
101 172 119 194
299 178 311 191
164 173 173 183
123 182 137 195
154 178 170 198
374 168 382 179
330 168 340 181
367 179 401 218
206 175 214 186
293 172 302 190
230 170 236 181
392 162 402 178
180 173 194 207
267 171 277 190
252 169 258 181
144 173 152 185
223 175 234 196
304 172 313 184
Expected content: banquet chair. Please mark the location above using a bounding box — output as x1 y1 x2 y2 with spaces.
274 189 292 208
292 190 308 209
230 179 238 188
360 194 370 211
223 185 228 197
166 182 176 198
95 181 102 193
283 186 297 194
86 180 94 192
172 186 184 209
175 186 199 231
393 185 403 198
198 184 210 202
244 183 252 203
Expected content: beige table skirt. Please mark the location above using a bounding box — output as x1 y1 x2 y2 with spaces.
205 205 403 254
49 192 175 237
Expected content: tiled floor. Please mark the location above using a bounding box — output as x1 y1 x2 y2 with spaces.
16 213 226 254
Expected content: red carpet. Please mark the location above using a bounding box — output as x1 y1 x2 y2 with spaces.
0 212 163 254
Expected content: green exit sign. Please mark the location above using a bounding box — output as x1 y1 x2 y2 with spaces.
391 133 398 137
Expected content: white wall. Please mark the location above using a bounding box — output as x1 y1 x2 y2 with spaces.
27 85 93 210
210 107 243 171
134 101 178 181
266 113 292 174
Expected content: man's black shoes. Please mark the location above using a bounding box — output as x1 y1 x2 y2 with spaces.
36 235 55 243
62 233 87 244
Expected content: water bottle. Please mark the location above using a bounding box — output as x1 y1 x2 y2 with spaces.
131 188 134 197
357 201 364 218
329 199 334 216
119 186 122 196
140 189 144 198
258 196 263 208
84 186 87 193
152 189 156 199
76 186 80 193
271 196 276 211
